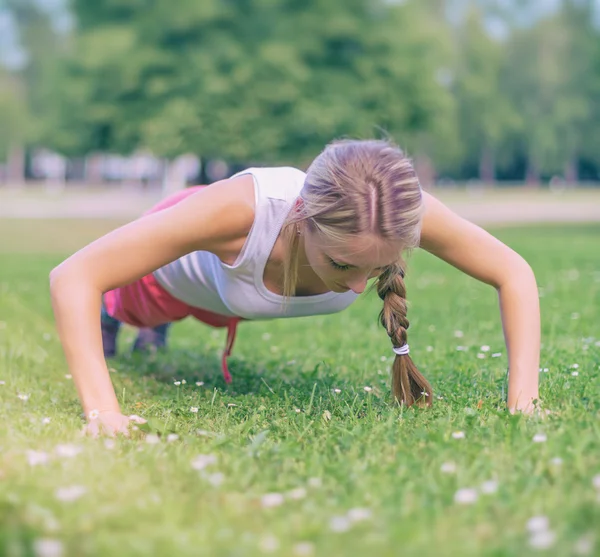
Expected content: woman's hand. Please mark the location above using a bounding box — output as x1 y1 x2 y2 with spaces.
83 411 147 437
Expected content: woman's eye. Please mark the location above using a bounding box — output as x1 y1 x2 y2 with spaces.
329 258 350 271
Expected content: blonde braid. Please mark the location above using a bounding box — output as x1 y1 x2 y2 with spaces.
377 262 432 407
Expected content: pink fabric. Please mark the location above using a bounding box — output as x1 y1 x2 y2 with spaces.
103 185 242 383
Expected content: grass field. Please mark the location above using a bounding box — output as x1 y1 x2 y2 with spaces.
0 220 599 557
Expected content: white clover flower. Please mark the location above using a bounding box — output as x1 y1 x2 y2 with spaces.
333 388 341 394
33 538 64 557
190 407 199 413
145 434 160 445
533 433 547 443
526 516 550 533
205 472 225 487
287 487 307 500
571 364 580 369
42 417 51 425
480 345 490 352
440 462 457 474
492 353 502 358
329 515 351 533
456 346 466 351
454 488 478 505
258 535 279 553
529 530 556 550
88 409 99 420
27 450 50 467
294 408 301 413
166 434 179 443
64 374 72 380
480 480 499 494
55 444 82 458
573 535 595 556
0 380 5 385
592 474 600 490
261 493 285 508
454 330 464 338
363 386 372 392
477 353 486 359
227 403 237 408
308 477 322 488
293 542 315 556
173 381 181 386
54 485 87 502
550 457 563 466
196 381 204 386
191 454 217 471
452 431 466 440
17 393 30 401
347 508 372 523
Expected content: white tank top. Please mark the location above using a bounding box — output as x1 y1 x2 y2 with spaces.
153 166 358 320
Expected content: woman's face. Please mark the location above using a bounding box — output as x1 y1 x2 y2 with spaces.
303 226 402 294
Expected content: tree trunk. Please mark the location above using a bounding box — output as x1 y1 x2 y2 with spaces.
564 155 578 185
479 144 496 185
525 155 541 188
7 143 25 187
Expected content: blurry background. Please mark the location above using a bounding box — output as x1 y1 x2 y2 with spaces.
0 0 599 195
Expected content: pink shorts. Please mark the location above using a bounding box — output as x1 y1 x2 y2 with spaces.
103 186 242 383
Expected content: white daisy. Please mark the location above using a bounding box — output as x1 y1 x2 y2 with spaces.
529 531 556 550
287 487 307 500
27 450 50 467
33 538 64 557
293 542 315 556
440 462 457 474
526 516 550 533
454 488 478 505
347 508 372 523
261 493 285 508
54 445 82 458
329 515 351 533
191 454 217 471
54 485 87 502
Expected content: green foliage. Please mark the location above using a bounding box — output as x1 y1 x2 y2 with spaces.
0 219 599 555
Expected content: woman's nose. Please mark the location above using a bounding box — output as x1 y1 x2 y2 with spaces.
346 276 368 294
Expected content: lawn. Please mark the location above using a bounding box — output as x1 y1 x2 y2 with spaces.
0 220 598 557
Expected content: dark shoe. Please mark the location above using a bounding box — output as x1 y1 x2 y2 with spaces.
132 323 170 353
101 319 120 358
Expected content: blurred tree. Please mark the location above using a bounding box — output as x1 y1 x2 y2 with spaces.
450 4 520 182
52 0 456 167
0 69 29 181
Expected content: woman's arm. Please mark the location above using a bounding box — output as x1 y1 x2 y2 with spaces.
50 175 256 433
419 192 540 413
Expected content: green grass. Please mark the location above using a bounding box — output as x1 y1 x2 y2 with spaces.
0 221 599 557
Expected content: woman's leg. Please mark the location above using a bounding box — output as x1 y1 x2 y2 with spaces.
132 323 171 353
101 300 121 358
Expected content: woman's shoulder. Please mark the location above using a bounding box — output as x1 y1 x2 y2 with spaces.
232 166 306 203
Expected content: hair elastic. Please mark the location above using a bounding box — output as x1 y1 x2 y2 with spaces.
393 344 410 356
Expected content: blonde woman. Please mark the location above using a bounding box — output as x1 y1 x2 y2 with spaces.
50 140 541 436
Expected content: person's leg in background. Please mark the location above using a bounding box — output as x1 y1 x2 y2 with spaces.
101 299 122 358
132 323 171 353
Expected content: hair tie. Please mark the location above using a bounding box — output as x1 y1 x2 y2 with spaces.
393 344 410 356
